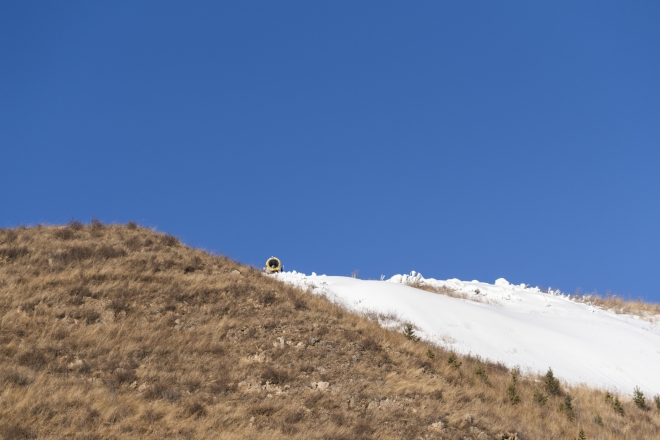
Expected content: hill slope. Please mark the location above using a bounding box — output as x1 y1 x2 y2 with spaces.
1 223 659 439
275 272 660 395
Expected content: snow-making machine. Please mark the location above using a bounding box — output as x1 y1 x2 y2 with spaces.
264 256 283 273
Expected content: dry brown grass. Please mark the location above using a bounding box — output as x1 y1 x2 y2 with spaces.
409 280 660 320
0 223 659 439
409 282 495 305
570 292 660 320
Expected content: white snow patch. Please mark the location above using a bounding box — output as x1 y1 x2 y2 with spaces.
274 271 660 396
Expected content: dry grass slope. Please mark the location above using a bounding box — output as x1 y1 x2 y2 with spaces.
571 293 660 320
408 281 660 318
0 222 659 439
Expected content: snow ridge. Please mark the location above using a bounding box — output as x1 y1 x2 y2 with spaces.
274 271 660 396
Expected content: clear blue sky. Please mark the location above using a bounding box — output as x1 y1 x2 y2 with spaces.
2 2 659 301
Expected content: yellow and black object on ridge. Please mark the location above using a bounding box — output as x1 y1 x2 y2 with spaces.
264 256 282 273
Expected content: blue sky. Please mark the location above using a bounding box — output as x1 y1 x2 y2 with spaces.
1 2 659 301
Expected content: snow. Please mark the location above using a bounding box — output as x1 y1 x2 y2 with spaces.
274 271 660 396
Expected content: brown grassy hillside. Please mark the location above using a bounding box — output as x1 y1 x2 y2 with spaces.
1 222 659 439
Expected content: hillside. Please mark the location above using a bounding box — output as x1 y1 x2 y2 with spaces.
1 223 659 439
276 271 660 395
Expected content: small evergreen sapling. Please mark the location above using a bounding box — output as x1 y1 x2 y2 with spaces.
473 364 488 383
426 349 435 361
544 368 561 396
446 352 462 369
533 389 548 406
507 370 520 404
605 391 624 415
577 428 586 440
612 396 624 416
559 394 575 421
402 323 420 342
633 386 647 410
654 394 660 411
593 414 603 426
447 352 456 365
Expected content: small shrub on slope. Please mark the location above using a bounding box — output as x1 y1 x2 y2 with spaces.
68 219 84 231
403 323 420 341
446 351 462 369
560 394 575 421
593 413 603 426
533 389 548 406
633 386 647 410
473 363 488 383
544 367 561 396
577 427 586 440
54 228 75 240
612 396 625 416
91 217 104 230
559 394 575 422
507 370 520 404
655 394 660 411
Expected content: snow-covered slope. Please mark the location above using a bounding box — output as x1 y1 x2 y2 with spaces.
275 271 660 396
